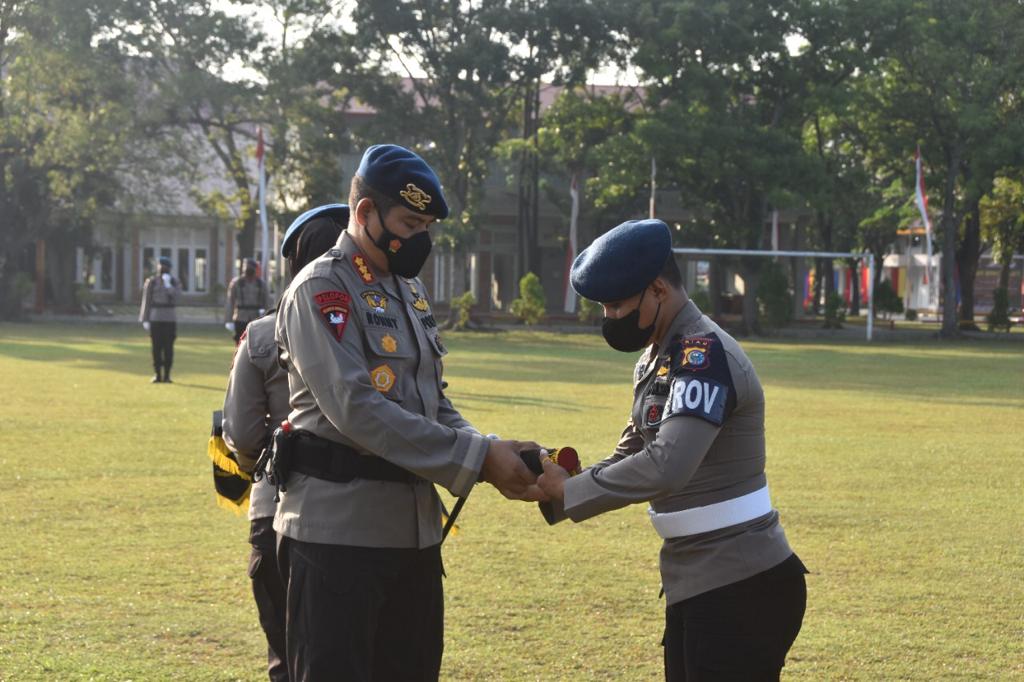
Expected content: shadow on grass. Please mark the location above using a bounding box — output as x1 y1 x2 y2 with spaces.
446 391 583 411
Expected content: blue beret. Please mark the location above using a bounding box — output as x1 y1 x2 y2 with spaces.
356 144 449 220
158 256 173 268
281 204 350 257
570 219 672 302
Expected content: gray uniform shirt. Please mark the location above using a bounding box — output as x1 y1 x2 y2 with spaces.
559 301 794 604
273 231 488 549
226 276 270 323
138 274 181 323
222 314 289 521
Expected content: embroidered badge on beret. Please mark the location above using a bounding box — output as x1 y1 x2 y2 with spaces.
370 364 396 393
400 183 432 211
353 254 375 284
361 291 388 313
315 291 351 342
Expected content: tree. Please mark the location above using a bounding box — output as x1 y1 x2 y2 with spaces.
0 0 135 317
981 175 1024 298
629 0 821 334
877 0 1024 336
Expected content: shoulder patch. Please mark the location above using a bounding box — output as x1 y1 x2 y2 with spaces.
314 290 351 342
665 333 736 426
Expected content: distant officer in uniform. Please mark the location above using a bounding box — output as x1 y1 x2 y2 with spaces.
274 144 543 681
222 204 349 682
536 219 807 682
139 256 181 383
226 258 271 343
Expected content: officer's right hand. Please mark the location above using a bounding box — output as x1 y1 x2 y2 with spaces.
480 440 549 502
142 321 150 332
225 322 234 332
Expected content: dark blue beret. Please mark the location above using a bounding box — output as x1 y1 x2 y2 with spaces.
158 256 173 268
356 144 449 220
281 204 350 257
570 219 672 302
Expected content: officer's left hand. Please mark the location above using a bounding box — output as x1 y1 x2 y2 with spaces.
537 456 570 501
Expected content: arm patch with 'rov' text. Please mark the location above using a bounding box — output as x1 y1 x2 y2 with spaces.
664 332 736 426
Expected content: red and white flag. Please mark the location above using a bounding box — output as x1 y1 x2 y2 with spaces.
563 172 580 313
257 127 269 278
914 146 933 286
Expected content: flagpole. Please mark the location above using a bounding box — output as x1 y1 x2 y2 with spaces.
649 156 657 219
564 172 580 314
257 127 269 278
914 146 934 308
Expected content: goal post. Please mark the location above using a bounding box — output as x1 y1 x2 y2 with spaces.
671 247 877 342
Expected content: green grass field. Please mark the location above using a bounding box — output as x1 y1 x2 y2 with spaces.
0 322 1021 681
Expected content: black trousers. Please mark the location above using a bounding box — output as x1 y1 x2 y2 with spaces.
233 319 251 344
277 536 444 682
149 321 176 376
663 554 807 682
249 517 289 682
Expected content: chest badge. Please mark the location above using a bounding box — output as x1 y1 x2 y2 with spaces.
370 364 396 393
407 280 430 312
361 291 388 313
353 254 375 284
381 334 398 353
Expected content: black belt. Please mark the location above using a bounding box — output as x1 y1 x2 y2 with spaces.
290 432 421 484
238 305 262 309
151 303 176 308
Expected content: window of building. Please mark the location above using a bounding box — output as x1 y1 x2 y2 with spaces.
195 249 208 292
178 247 190 292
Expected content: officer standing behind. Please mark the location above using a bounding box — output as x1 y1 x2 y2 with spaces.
536 219 807 682
274 144 543 681
139 256 181 383
222 204 348 682
226 258 271 343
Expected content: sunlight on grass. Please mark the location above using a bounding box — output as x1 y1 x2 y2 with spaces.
1 322 1021 680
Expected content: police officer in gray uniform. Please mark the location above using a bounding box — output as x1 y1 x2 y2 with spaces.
222 204 348 682
273 144 542 681
139 256 181 383
536 219 807 681
226 258 271 343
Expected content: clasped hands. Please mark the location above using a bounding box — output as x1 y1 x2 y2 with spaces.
479 439 570 503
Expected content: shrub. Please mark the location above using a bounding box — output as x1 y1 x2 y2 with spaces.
577 297 602 324
873 279 904 320
905 308 918 321
823 291 846 329
510 272 546 325
757 262 792 330
987 287 1012 332
451 291 476 331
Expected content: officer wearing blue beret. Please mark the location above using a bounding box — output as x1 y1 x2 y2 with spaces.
139 256 181 382
273 144 542 680
537 218 808 681
221 205 348 682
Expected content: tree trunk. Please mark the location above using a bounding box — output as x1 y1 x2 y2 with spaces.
939 146 963 338
235 211 258 273
709 259 725 317
811 259 824 315
956 199 982 330
739 259 762 336
997 258 1011 291
848 258 861 316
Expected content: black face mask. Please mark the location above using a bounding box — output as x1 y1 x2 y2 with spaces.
601 288 661 353
371 208 432 278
